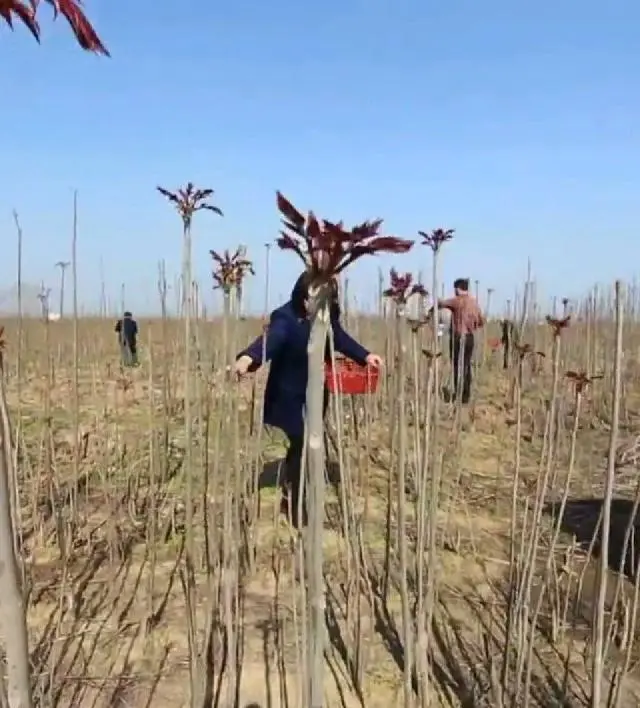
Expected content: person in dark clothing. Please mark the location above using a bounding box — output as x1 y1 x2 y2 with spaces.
436 278 484 404
501 319 515 370
115 311 139 366
235 273 382 527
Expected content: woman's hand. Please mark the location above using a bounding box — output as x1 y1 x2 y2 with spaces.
365 353 383 368
234 355 254 379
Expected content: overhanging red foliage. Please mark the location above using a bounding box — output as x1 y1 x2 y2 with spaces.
1 0 109 55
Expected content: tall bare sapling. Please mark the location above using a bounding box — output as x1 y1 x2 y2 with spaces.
275 191 413 706
157 182 223 707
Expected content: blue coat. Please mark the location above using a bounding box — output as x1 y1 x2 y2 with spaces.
239 302 370 438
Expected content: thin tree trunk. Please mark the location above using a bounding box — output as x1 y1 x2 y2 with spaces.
305 292 330 708
182 224 201 708
0 359 32 708
592 280 623 705
236 284 243 319
395 307 413 707
59 268 66 319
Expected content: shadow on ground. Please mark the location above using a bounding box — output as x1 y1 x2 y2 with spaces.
544 498 640 579
259 458 341 490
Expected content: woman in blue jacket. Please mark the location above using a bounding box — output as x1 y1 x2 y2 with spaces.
235 272 382 526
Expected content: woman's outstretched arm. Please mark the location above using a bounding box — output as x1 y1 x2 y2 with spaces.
331 318 369 366
237 310 289 369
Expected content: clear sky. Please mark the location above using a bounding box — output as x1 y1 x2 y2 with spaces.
1 1 638 316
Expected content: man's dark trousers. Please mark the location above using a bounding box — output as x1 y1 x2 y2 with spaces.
450 333 474 404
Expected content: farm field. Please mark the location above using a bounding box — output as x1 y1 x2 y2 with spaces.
2 304 640 707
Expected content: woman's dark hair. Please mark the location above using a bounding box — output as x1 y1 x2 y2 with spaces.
290 272 311 317
453 278 469 292
290 272 340 318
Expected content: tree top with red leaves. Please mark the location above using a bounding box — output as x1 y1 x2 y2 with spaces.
276 192 413 285
210 247 254 292
383 268 427 306
157 183 223 229
1 0 108 55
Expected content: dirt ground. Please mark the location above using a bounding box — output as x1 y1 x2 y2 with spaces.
3 315 640 707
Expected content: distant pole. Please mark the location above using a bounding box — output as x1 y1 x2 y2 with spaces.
236 245 247 317
99 257 107 318
55 261 70 318
37 283 51 321
264 243 272 316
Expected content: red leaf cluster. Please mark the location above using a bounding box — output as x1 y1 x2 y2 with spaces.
276 192 413 282
157 183 223 227
407 317 431 333
210 247 254 292
419 228 455 252
1 0 108 54
546 315 571 337
514 342 545 360
565 370 602 394
422 349 442 361
383 268 427 306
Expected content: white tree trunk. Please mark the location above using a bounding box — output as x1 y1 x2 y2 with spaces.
304 295 330 708
0 370 32 708
235 284 243 318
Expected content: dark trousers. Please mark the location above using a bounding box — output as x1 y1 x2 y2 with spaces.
281 389 330 527
501 320 513 370
450 333 474 403
283 435 306 526
120 341 138 367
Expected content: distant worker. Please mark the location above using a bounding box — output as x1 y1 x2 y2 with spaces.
434 278 485 404
115 311 139 367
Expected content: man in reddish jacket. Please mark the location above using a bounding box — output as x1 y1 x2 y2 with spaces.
438 278 485 403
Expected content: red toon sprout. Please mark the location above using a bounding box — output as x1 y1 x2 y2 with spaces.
546 315 571 338
383 268 427 307
514 342 546 360
275 192 413 285
157 183 223 230
419 228 455 253
1 0 109 55
210 247 254 293
565 370 602 395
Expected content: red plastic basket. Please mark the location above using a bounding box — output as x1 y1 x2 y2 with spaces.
324 358 380 394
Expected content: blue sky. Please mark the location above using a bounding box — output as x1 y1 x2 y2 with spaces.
1 1 638 315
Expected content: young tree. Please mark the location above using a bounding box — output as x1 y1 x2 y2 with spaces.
275 191 413 707
0 7 107 707
0 328 33 708
157 183 222 707
210 247 254 318
383 269 427 704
